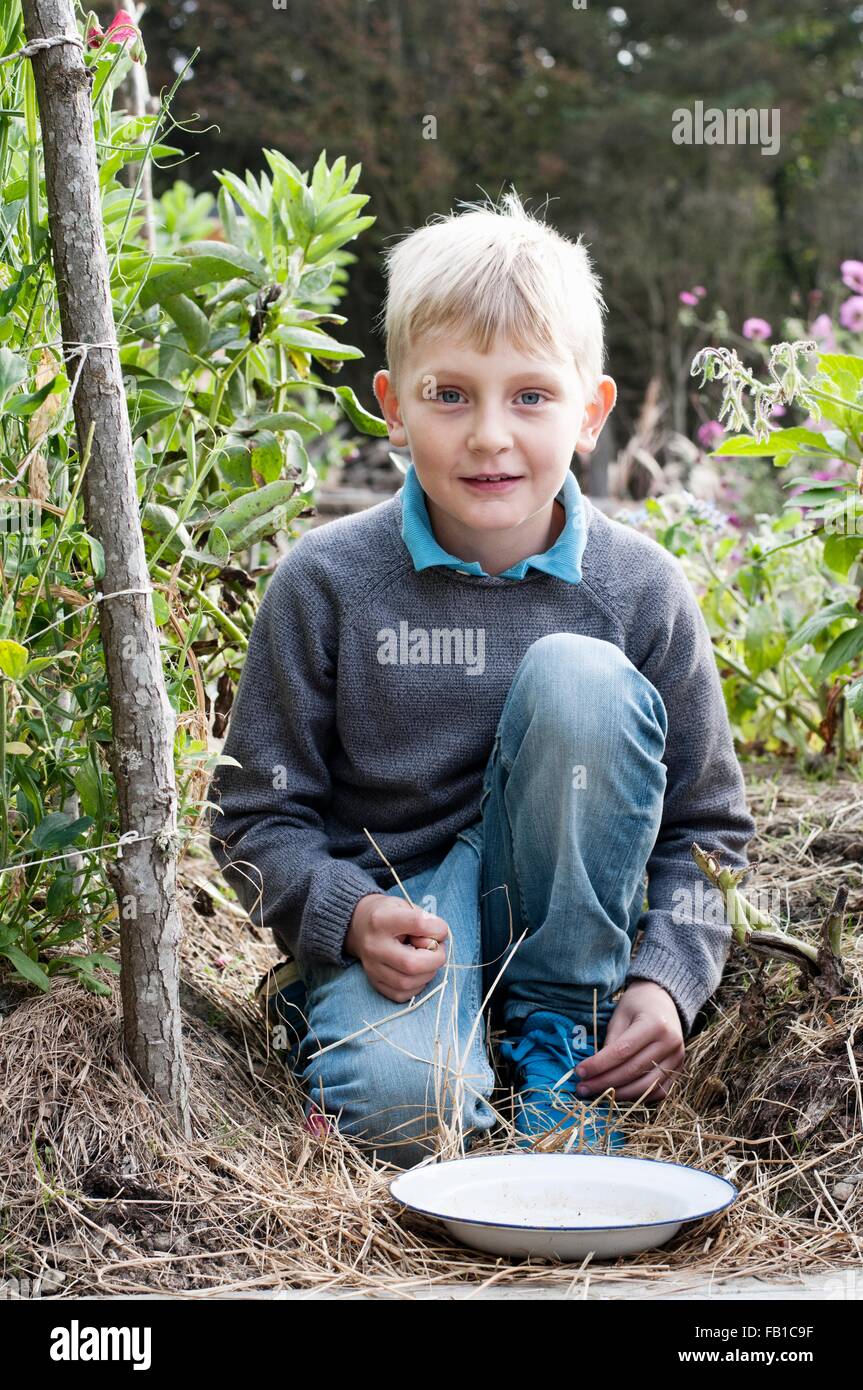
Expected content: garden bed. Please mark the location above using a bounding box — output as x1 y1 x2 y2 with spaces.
1 761 861 1297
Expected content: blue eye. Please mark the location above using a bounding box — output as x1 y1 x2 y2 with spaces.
436 388 463 404
519 391 544 405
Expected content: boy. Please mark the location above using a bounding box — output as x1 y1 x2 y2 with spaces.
208 189 756 1170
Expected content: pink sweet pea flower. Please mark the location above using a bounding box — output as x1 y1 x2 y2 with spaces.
839 296 863 333
697 420 725 448
693 285 707 299
742 317 772 341
679 290 698 306
840 260 863 295
87 9 146 63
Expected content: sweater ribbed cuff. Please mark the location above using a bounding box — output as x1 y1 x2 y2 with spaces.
624 941 716 1038
299 862 389 968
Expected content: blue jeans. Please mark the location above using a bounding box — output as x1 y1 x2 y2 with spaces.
288 634 668 1169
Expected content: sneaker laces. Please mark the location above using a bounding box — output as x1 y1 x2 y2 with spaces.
499 1010 597 1100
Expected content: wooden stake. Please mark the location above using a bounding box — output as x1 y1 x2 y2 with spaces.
21 0 191 1136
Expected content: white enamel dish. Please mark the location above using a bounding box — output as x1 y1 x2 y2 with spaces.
389 1152 738 1261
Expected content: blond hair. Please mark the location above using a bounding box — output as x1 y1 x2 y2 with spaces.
375 187 607 398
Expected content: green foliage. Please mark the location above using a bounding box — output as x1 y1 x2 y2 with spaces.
623 339 863 763
0 8 384 991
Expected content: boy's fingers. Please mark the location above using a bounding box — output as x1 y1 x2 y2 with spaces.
384 939 444 978
577 1018 657 1080
413 913 449 941
577 1040 684 1096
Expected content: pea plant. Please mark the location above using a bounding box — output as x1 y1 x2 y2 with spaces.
620 340 863 764
0 8 385 992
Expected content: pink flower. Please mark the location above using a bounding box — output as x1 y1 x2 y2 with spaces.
810 313 835 348
87 9 145 63
305 1103 332 1138
742 317 772 341
679 290 698 306
693 286 707 299
840 260 863 295
697 420 725 448
839 296 863 333
769 402 786 419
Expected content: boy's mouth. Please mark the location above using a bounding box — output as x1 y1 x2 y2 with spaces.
460 474 523 493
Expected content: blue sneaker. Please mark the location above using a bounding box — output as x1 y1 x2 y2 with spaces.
498 1010 626 1152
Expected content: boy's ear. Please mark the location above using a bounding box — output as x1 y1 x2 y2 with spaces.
373 368 408 446
576 376 617 453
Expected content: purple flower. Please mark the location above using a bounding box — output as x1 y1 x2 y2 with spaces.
679 290 698 306
839 296 863 333
742 317 772 341
769 402 786 419
840 260 863 295
697 420 726 448
810 313 836 349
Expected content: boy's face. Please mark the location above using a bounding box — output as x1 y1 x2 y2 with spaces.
373 332 616 576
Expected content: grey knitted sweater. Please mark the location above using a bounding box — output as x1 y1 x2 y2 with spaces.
207 488 756 1037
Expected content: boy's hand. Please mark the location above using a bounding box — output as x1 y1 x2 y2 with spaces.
344 895 449 1003
573 981 686 1104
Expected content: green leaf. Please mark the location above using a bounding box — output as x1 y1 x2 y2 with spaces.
711 427 834 459
817 354 863 388
31 812 94 851
788 602 860 651
0 639 28 680
304 215 376 264
0 944 50 991
83 532 105 580
248 431 283 485
23 652 75 677
46 874 74 915
3 374 61 416
823 532 863 576
139 243 266 309
272 325 363 361
298 263 335 298
215 480 301 537
331 384 389 436
312 192 371 237
817 621 863 680
73 760 103 820
744 605 786 676
233 411 320 435
142 502 193 558
0 346 27 398
847 676 863 716
162 293 210 354
228 492 311 550
207 526 230 562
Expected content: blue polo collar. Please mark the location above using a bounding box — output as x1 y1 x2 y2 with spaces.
399 461 586 582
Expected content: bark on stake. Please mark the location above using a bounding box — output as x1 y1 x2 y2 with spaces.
21 0 191 1136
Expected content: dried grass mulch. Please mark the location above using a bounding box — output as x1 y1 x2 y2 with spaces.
1 759 862 1297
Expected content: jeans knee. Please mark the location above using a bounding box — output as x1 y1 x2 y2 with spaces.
518 633 667 743
300 1044 496 1169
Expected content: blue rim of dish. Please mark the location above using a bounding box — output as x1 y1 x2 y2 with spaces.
388 1152 738 1233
